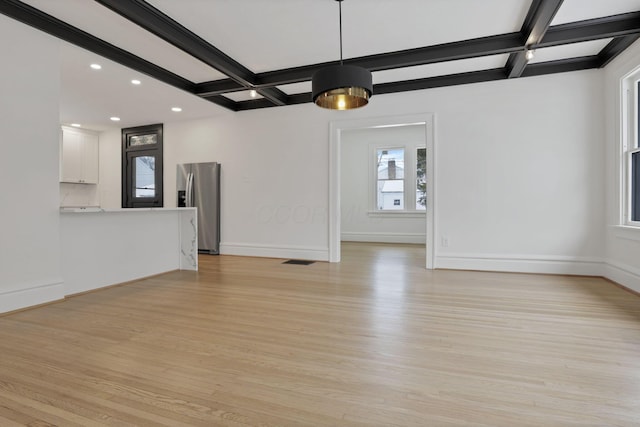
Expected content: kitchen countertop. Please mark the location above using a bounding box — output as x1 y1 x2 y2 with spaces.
60 207 196 213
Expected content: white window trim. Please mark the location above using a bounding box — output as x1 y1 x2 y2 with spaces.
622 67 640 227
367 211 426 218
610 224 640 242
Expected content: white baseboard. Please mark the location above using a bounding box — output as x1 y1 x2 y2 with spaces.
604 261 640 294
220 242 329 261
436 253 604 276
0 279 65 314
341 232 426 244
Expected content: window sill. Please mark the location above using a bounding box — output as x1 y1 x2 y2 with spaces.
610 225 640 242
367 210 426 218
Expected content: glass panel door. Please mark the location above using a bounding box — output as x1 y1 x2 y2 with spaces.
134 156 156 198
121 124 163 208
124 151 162 208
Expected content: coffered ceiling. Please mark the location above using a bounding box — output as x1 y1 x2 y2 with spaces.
2 0 640 130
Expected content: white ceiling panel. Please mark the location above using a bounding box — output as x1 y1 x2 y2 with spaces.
278 82 313 96
373 55 510 85
20 0 227 83
59 43 226 132
528 39 612 64
147 0 531 73
552 0 640 25
224 90 264 102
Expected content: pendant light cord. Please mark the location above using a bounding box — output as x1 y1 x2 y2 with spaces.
339 0 343 65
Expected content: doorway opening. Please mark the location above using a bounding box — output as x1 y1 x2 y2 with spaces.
329 114 435 269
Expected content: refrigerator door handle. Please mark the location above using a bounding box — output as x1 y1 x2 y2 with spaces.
186 172 194 207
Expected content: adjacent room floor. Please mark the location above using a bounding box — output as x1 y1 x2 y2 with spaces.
0 242 638 426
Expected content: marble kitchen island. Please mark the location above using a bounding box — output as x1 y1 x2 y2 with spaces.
60 207 197 295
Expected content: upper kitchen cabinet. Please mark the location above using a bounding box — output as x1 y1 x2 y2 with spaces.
60 126 99 184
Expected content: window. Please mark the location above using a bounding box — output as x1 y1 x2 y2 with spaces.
377 148 405 210
622 70 640 225
373 145 426 212
630 79 640 222
416 147 426 210
122 124 163 208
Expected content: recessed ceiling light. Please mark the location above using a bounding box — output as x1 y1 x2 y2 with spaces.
90 63 102 70
249 89 257 98
110 117 121 121
131 79 141 85
171 107 182 112
70 123 81 128
525 49 535 61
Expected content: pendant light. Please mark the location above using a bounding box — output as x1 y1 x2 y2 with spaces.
312 0 372 110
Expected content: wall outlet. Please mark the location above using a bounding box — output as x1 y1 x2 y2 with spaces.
441 237 449 247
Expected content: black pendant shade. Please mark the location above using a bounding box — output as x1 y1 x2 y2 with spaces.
311 0 372 110
312 64 373 110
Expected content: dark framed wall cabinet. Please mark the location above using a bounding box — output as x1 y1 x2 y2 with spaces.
121 123 164 208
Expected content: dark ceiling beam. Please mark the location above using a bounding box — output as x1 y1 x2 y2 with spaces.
598 35 640 68
254 88 289 107
0 0 195 93
194 80 247 97
198 11 640 96
505 54 529 79
236 98 283 112
194 79 247 96
522 0 565 44
506 0 564 78
196 33 525 96
94 0 254 83
238 56 604 111
286 93 318 107
374 69 509 95
94 0 288 107
236 69 509 111
521 56 601 77
201 95 239 112
268 33 524 85
347 34 523 72
257 63 334 89
538 11 640 48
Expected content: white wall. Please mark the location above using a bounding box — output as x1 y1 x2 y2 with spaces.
0 16 63 312
430 72 604 274
98 128 122 208
98 69 605 273
340 125 426 244
604 39 640 293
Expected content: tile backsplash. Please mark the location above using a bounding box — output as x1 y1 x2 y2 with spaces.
60 182 99 207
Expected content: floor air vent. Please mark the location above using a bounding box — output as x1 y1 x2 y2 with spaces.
283 259 315 265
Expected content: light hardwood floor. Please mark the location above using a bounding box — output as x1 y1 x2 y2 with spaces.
1 242 639 426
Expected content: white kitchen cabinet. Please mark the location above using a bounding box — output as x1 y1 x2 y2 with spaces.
60 127 99 184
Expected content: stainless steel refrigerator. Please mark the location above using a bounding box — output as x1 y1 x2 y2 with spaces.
177 162 221 254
